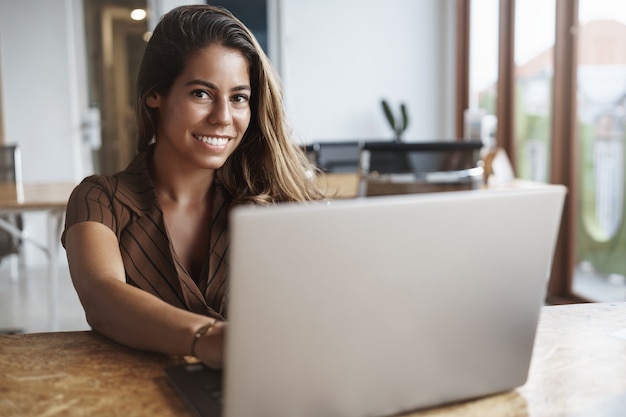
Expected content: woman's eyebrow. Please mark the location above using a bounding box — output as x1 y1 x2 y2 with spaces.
185 79 217 89
185 79 251 92
232 85 251 92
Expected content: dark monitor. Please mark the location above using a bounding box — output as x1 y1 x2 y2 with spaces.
362 140 483 175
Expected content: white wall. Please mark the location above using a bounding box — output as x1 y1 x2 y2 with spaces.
0 0 89 183
277 0 456 144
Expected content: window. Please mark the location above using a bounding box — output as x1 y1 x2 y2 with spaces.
469 0 499 115
573 0 626 301
514 0 555 183
462 0 626 302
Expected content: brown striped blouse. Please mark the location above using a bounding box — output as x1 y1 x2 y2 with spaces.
61 145 230 320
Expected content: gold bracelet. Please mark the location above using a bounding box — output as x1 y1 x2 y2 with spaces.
190 321 216 357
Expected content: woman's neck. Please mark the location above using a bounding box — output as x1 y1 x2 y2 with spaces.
150 143 216 205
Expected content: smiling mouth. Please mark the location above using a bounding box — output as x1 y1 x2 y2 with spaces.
193 134 229 146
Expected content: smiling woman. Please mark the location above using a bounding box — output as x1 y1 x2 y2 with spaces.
61 5 323 369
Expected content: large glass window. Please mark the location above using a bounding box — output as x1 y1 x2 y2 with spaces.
573 0 626 301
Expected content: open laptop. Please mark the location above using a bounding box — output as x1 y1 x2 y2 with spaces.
166 184 566 417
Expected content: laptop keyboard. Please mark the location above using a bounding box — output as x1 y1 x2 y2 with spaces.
165 363 223 417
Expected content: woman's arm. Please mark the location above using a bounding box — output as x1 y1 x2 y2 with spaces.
65 221 224 368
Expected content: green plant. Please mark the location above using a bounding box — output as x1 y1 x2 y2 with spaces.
381 99 409 142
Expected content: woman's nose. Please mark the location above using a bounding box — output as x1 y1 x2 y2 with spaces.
208 99 232 125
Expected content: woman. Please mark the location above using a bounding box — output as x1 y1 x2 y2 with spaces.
62 5 321 369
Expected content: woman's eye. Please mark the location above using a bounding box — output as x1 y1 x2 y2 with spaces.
232 94 249 104
192 90 210 99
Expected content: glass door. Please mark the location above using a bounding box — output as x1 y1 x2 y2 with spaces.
573 0 626 301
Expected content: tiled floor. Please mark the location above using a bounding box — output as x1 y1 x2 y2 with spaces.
0 258 89 333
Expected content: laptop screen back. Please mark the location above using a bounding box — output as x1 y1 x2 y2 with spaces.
224 185 566 417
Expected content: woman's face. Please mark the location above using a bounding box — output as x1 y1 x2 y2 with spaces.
147 43 252 170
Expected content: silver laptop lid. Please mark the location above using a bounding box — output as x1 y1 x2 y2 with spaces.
225 185 566 417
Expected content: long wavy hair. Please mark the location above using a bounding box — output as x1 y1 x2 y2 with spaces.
135 5 322 204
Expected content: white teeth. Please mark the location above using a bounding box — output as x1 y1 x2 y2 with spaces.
195 135 228 146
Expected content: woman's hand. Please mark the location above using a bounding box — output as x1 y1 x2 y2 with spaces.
194 321 228 369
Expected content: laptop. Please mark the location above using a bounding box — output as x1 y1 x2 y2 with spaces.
166 184 566 417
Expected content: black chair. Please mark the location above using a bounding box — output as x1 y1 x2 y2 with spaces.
0 144 25 281
358 141 484 196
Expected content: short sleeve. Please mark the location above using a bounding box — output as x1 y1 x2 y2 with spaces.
61 175 118 248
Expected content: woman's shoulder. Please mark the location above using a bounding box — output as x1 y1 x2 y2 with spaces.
70 174 117 196
64 175 120 216
71 149 155 202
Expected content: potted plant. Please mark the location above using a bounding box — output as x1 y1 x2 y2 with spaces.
381 99 409 142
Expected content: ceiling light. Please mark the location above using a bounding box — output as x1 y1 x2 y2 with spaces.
130 8 147 21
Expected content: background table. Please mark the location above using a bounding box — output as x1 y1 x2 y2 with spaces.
0 182 76 330
1 302 625 416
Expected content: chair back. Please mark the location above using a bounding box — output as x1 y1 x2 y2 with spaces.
0 144 22 184
0 144 23 258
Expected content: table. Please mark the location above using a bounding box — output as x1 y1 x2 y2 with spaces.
0 182 76 331
1 302 625 416
317 173 553 199
317 173 361 198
